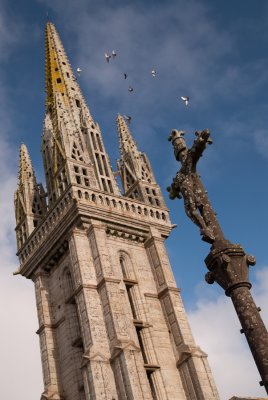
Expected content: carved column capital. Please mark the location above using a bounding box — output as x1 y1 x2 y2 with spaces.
205 240 255 296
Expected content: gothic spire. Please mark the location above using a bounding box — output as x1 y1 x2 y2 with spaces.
117 114 141 164
117 114 164 207
14 144 47 250
43 22 119 206
18 143 35 186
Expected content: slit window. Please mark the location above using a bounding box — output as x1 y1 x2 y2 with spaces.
147 371 157 400
102 155 109 177
96 154 103 175
101 178 107 192
75 99 81 108
136 327 148 363
56 78 62 84
96 134 103 151
127 286 137 319
108 180 113 193
90 132 97 150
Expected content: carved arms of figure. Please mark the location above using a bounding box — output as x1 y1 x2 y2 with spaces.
190 129 213 169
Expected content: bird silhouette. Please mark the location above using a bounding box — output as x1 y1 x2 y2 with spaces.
124 115 132 123
105 53 111 62
181 96 189 106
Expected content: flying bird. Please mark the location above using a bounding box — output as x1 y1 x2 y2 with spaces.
128 86 134 93
151 70 156 77
105 53 111 62
181 96 189 106
112 50 117 58
124 73 128 79
76 67 82 75
124 115 132 123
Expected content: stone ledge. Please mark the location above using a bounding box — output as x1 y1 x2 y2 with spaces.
158 286 181 299
36 317 66 334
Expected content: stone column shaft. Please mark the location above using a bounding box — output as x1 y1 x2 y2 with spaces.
69 228 118 399
35 273 63 400
231 287 268 392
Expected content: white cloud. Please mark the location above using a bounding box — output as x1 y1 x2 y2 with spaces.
188 267 268 399
0 134 43 400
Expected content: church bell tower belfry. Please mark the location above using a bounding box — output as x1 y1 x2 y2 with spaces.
14 22 220 400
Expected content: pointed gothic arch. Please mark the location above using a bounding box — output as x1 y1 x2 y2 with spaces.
118 251 136 281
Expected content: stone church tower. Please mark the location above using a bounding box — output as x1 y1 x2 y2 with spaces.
14 22 219 400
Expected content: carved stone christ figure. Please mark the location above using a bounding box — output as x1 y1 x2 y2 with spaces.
168 129 218 243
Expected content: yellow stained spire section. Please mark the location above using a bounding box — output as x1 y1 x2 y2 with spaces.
45 22 68 111
45 22 68 177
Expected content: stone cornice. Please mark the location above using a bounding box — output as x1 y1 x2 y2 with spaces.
97 277 121 290
36 317 66 334
158 286 181 299
65 283 98 304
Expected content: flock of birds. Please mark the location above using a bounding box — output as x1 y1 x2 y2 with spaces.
75 49 190 124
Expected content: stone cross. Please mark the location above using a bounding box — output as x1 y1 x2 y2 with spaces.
168 129 268 394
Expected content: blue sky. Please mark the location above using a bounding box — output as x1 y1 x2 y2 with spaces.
0 0 268 399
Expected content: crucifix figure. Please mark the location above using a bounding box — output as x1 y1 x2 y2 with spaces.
168 129 223 243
